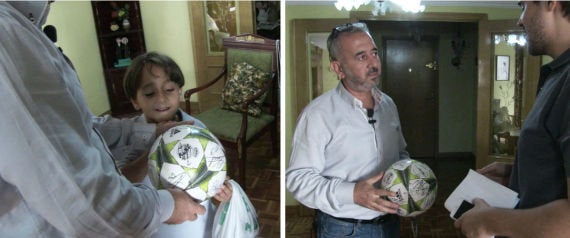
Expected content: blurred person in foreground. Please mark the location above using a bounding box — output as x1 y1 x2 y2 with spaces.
0 1 205 237
455 1 570 237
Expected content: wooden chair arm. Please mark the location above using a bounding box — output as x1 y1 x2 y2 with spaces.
184 68 227 113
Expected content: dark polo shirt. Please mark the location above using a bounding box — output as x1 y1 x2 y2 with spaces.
509 49 570 209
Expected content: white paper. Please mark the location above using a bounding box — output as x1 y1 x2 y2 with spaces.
445 169 519 220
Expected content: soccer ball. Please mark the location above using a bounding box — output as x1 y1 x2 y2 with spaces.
381 159 437 217
148 125 227 202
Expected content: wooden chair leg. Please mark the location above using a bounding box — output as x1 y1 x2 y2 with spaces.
235 140 246 189
271 122 278 155
228 149 240 185
239 144 247 189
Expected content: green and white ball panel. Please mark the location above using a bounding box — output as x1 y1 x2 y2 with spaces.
207 171 226 193
171 138 204 168
186 170 227 201
381 159 437 217
387 183 408 205
410 162 433 179
389 159 413 171
162 126 213 144
420 187 436 210
409 179 430 202
381 169 400 189
203 141 225 171
159 162 191 189
148 125 227 202
150 138 160 157
186 171 226 201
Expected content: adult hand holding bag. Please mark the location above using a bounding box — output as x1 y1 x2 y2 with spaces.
212 180 259 238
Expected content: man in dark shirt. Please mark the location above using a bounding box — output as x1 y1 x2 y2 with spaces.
455 1 570 237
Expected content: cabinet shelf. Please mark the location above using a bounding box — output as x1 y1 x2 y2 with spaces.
98 29 143 39
92 1 145 117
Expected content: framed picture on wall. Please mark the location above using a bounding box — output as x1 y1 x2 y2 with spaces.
496 55 510 81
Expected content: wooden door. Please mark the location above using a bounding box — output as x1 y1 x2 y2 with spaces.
383 38 438 158
189 1 254 112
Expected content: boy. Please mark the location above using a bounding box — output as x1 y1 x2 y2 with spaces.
121 51 232 238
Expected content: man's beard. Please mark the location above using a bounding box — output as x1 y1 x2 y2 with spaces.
526 17 547 56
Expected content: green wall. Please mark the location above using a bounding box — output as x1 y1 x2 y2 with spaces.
47 1 107 115
46 1 198 116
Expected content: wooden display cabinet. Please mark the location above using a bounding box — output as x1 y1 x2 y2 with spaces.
92 1 146 116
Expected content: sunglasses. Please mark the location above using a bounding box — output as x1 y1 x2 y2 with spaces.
328 22 370 61
331 22 368 34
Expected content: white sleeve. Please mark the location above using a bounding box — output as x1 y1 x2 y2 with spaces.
0 11 171 237
92 115 156 168
285 110 355 213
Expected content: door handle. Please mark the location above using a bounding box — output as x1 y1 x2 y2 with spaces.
425 61 438 71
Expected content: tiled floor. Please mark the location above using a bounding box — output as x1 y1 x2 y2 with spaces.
286 156 474 238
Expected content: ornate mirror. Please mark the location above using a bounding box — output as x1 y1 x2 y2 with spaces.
490 32 526 156
204 1 237 54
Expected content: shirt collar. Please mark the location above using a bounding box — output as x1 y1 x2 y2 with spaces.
335 82 383 110
538 48 570 94
542 48 570 73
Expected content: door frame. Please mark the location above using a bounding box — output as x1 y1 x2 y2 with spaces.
291 19 349 119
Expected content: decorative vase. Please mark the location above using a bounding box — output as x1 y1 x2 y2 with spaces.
110 22 119 32
122 18 131 31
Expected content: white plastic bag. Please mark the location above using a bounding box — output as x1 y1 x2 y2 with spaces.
212 180 259 238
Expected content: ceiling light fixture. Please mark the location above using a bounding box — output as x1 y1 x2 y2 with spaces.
334 0 425 16
494 34 527 46
334 0 372 11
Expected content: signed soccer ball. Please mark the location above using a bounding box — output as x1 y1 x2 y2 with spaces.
381 159 437 217
148 125 227 202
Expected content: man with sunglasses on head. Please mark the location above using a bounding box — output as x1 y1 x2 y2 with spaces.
286 22 410 237
455 1 570 237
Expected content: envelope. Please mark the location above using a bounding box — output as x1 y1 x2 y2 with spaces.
445 169 519 220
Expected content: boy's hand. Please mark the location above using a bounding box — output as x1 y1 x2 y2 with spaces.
120 151 149 183
213 178 233 203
